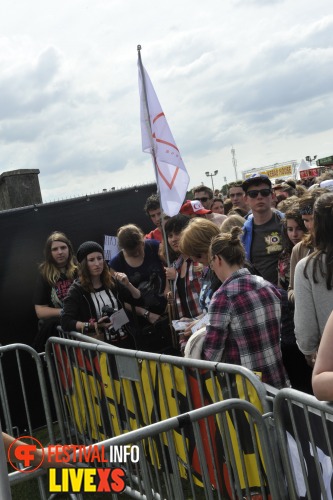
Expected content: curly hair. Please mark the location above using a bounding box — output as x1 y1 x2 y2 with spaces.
144 194 160 215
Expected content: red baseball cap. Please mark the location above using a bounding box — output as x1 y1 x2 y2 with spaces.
180 200 212 216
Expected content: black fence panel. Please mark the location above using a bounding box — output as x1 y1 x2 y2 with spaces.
0 183 157 347
0 184 157 429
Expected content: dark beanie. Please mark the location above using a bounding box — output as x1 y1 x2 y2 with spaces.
77 241 104 263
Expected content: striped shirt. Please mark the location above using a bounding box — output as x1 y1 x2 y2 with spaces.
203 268 288 389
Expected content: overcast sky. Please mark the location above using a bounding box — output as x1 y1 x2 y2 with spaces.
0 0 332 201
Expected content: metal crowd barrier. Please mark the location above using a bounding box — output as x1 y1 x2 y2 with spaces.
0 419 12 499
44 334 284 498
274 388 333 500
0 343 54 438
3 338 333 498
0 343 57 499
80 398 281 500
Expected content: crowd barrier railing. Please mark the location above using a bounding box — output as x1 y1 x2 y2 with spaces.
274 387 333 500
0 419 12 500
45 333 285 498
3 338 333 498
0 343 57 499
76 398 282 500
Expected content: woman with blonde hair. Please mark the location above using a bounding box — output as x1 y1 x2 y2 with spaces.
177 218 221 348
179 218 221 314
204 227 288 388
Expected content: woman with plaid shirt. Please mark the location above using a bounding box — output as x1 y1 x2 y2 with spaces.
204 226 288 389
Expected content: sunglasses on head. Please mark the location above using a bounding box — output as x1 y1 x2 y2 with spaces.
195 197 209 203
247 189 272 198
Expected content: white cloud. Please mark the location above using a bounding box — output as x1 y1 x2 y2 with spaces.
0 0 332 200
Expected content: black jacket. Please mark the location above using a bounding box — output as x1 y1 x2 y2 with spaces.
61 279 140 332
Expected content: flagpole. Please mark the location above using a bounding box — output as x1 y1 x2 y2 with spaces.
137 45 179 349
137 45 171 266
137 46 159 181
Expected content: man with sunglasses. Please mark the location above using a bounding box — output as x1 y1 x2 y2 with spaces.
241 174 284 285
192 185 226 226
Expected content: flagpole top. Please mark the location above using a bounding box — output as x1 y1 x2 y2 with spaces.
137 45 142 52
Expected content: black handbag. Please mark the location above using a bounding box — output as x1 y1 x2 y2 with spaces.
130 310 177 355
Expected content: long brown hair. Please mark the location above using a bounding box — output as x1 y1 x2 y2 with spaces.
304 192 333 290
299 188 328 248
79 258 115 293
39 231 77 285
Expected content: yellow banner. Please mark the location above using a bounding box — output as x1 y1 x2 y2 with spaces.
244 164 293 179
56 348 269 497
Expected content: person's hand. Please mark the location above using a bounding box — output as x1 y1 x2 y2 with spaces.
96 316 112 331
164 267 177 280
184 320 197 337
115 272 130 287
147 312 160 324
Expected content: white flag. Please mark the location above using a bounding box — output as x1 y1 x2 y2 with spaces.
138 61 190 217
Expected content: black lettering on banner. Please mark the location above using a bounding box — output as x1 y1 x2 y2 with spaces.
56 348 270 498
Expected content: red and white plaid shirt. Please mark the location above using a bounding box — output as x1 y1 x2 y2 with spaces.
203 268 288 389
172 256 202 319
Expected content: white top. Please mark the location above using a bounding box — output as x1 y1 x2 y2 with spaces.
294 254 333 355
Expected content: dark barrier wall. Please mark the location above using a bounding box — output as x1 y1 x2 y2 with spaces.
0 183 158 430
0 183 157 347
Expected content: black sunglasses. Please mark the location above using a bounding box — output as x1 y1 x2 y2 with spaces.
247 189 272 198
195 197 209 203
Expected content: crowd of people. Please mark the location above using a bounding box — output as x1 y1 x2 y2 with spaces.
32 170 333 397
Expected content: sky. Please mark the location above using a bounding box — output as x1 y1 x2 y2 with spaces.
0 0 332 202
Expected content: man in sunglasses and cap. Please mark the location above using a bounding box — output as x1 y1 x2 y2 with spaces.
241 173 284 285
